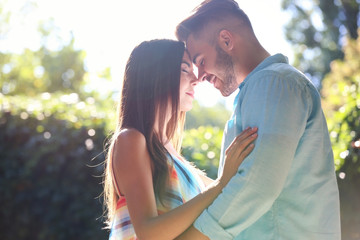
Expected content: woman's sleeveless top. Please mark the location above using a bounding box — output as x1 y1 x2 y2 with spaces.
109 154 205 240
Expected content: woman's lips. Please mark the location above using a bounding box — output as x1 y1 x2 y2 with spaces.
186 92 194 98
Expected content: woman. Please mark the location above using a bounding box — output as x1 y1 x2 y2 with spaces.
103 39 257 240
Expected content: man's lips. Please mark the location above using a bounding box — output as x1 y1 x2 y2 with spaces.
214 78 221 89
207 75 220 88
209 76 220 89
206 75 216 83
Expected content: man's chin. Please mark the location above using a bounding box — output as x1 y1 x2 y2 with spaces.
219 87 235 97
220 91 231 97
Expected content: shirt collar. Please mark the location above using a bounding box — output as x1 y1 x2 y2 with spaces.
238 53 288 91
233 53 288 109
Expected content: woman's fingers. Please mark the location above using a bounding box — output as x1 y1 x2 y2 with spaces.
238 143 255 159
219 128 257 187
233 127 257 142
235 132 257 152
227 136 256 162
226 127 257 156
230 127 257 148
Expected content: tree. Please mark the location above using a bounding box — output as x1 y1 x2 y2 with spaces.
0 31 87 96
281 0 359 88
0 0 93 97
0 0 11 40
321 32 360 239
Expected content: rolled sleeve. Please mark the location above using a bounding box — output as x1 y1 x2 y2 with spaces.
194 71 312 238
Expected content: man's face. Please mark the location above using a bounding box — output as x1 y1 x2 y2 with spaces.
186 34 238 97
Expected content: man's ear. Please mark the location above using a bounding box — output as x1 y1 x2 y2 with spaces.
218 29 234 52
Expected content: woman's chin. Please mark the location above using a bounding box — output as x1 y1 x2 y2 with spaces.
180 104 193 112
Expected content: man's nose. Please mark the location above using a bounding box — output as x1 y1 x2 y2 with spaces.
197 68 207 82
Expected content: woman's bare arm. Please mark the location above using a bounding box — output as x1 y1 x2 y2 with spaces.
199 173 214 187
113 127 257 240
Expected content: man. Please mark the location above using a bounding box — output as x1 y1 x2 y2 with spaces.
175 0 341 239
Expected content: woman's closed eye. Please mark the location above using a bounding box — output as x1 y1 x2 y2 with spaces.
181 63 190 73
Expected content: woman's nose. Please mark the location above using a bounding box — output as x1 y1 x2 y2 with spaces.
191 72 200 85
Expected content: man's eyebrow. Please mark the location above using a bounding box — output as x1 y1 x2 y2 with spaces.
192 53 200 64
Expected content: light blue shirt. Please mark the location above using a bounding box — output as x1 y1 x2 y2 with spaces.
194 54 341 239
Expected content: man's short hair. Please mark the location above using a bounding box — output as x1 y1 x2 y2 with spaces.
175 0 252 42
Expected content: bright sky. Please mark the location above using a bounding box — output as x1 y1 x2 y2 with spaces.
2 0 293 108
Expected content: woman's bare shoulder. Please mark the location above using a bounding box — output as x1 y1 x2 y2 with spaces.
112 128 148 164
115 128 146 146
112 128 153 196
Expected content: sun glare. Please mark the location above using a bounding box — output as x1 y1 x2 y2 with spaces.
4 0 291 109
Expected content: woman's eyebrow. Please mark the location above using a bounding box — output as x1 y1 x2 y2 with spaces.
181 61 190 67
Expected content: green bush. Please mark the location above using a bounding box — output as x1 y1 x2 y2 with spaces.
182 126 223 179
0 93 112 239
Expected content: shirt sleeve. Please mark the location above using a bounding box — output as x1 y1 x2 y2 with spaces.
194 71 312 239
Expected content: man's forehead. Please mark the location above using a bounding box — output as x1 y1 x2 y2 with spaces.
185 35 201 62
185 35 196 51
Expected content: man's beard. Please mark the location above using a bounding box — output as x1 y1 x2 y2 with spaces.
215 44 237 96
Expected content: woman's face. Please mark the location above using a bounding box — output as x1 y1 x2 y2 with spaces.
179 51 199 112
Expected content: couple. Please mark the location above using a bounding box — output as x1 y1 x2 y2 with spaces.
103 0 341 239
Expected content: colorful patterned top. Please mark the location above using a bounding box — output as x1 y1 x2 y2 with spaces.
109 154 205 240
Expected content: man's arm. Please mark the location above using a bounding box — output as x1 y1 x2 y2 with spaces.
194 73 311 239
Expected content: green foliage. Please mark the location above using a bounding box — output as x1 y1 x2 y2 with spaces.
0 94 114 239
0 37 87 96
321 32 360 240
41 40 86 93
182 126 223 179
185 101 231 129
183 101 230 179
281 0 359 87
322 33 360 172
1 92 116 130
0 4 91 97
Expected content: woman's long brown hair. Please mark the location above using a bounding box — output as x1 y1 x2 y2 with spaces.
103 39 186 228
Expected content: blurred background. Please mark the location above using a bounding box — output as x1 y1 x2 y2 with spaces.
0 0 359 239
